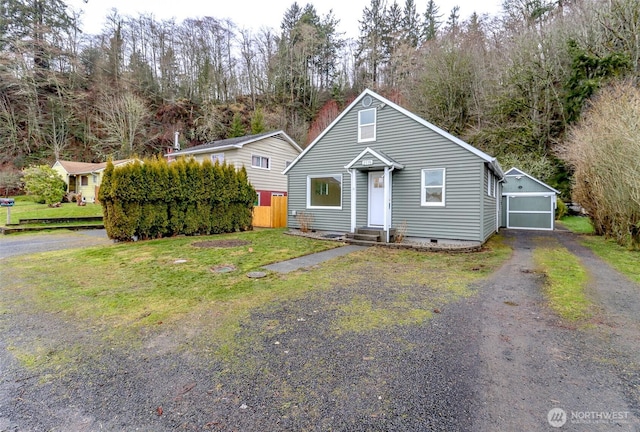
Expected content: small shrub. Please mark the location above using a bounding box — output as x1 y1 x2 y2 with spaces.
394 221 408 243
296 211 314 233
555 199 567 220
22 165 66 205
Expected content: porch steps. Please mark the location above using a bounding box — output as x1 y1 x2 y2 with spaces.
345 227 396 244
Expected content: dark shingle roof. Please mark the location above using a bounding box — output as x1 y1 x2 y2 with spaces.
170 131 300 156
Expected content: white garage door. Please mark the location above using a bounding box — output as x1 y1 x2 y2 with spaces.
506 194 555 230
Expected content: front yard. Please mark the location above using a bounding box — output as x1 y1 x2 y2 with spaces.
0 196 103 226
2 229 511 371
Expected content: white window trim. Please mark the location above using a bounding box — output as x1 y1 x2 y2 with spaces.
421 168 446 207
251 154 271 170
211 153 225 164
358 108 377 143
307 174 343 209
487 171 491 196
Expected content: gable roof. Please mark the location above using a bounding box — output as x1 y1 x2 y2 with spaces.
166 130 302 157
283 89 504 178
504 167 560 194
344 147 404 170
54 159 132 175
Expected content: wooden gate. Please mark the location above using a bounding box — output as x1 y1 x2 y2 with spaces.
253 196 287 228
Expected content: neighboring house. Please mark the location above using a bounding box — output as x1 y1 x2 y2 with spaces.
166 130 302 206
52 159 135 203
283 89 505 243
501 167 560 231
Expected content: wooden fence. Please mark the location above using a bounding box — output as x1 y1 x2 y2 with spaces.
252 196 287 228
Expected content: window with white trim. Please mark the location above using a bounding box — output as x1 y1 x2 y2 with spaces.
211 153 225 164
307 175 342 208
487 170 491 196
421 168 445 206
358 108 377 142
251 155 270 169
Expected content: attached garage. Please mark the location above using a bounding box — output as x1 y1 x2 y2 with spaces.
501 167 560 230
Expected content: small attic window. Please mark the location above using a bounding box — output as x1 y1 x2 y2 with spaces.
358 108 376 143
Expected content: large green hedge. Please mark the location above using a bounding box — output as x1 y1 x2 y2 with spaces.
99 156 256 241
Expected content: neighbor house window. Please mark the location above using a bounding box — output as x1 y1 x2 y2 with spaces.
211 153 225 164
308 175 342 208
81 175 88 186
251 155 270 169
92 174 98 184
421 168 445 206
358 108 377 142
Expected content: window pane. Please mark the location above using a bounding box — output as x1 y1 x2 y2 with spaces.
252 155 259 166
360 125 375 140
359 109 375 125
425 187 443 203
263 158 269 169
424 169 443 186
310 176 341 207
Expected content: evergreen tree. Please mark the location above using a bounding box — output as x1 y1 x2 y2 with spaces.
403 0 422 47
228 112 246 138
250 107 266 134
357 0 388 88
422 0 442 42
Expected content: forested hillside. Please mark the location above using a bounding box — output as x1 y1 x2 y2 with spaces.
1 0 639 195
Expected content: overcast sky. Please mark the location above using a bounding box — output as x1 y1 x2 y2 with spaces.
66 0 503 38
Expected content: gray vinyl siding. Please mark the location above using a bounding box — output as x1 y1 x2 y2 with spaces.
287 95 490 241
482 165 498 241
503 175 553 194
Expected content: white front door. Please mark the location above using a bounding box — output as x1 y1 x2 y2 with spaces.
368 171 385 226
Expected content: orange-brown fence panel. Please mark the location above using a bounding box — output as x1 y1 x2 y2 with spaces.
252 206 272 228
271 196 287 228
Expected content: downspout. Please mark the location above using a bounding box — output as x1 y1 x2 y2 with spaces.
496 177 504 233
347 168 357 233
385 166 396 243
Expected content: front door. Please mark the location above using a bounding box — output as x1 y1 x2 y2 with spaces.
368 171 385 226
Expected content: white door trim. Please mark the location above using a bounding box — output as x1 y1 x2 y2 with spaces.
368 171 385 227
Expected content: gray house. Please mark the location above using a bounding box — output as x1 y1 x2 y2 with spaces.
283 89 505 243
501 167 559 230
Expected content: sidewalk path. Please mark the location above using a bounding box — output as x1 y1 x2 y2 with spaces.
264 245 367 273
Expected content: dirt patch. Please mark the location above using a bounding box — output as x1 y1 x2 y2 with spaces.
192 239 250 248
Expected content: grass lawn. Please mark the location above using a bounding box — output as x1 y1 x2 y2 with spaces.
534 238 592 322
559 215 594 234
580 236 640 285
1 196 103 226
1 230 512 369
558 215 639 285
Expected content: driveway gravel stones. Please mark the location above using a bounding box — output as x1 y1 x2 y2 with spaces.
0 230 639 431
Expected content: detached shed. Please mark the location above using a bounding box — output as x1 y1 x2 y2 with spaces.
501 167 560 230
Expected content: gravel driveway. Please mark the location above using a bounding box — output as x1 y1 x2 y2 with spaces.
0 229 110 260
0 230 638 431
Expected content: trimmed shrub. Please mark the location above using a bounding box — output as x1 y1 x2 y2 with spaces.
100 156 255 241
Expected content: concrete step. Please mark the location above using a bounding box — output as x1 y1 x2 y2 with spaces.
356 228 384 236
353 233 380 242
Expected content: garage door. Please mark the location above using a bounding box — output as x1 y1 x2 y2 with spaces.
506 194 554 230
